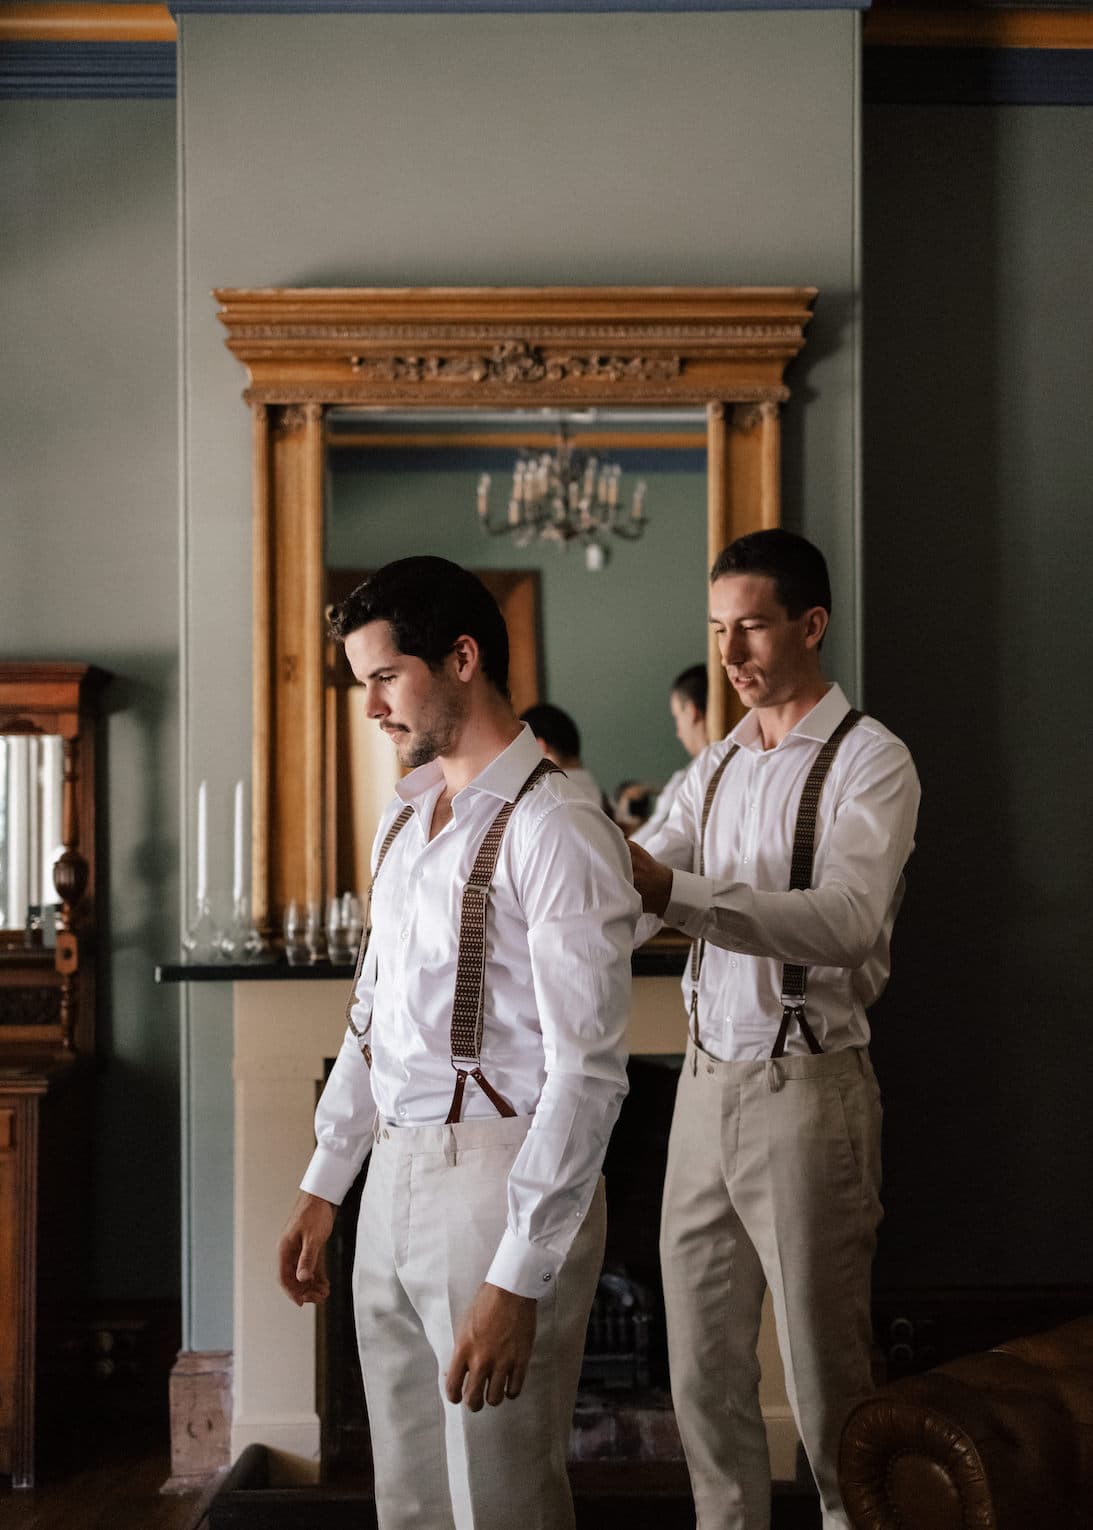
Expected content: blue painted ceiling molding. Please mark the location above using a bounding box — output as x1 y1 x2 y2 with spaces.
864 46 1093 106
0 42 176 98
167 1 869 13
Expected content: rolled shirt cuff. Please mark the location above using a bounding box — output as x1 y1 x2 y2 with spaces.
486 1228 565 1301
299 1143 370 1207
663 867 713 938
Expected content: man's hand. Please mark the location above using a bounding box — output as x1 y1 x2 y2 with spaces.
445 1282 537 1412
278 1190 336 1306
627 839 674 917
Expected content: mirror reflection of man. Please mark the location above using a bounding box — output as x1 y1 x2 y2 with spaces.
624 664 709 845
519 701 605 810
278 557 639 1530
629 530 920 1530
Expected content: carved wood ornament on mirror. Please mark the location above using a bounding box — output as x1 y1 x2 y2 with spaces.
214 286 816 936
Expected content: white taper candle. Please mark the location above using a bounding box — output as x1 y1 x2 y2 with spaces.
196 778 208 904
233 779 245 904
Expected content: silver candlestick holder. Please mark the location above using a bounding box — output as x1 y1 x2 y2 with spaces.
217 894 266 963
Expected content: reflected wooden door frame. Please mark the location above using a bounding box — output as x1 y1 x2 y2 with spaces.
214 286 816 935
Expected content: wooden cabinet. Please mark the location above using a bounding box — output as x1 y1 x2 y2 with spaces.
0 664 106 1487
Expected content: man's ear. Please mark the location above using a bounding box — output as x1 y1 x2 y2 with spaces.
450 634 481 683
802 606 829 650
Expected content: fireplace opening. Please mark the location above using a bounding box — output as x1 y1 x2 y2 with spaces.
318 1055 685 1487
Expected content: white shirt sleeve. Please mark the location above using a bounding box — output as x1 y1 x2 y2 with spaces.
486 797 639 1299
300 910 381 1204
631 755 706 947
629 766 686 849
663 739 920 970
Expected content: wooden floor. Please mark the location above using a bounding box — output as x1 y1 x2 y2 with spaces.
2 1420 821 1530
0 1417 209 1530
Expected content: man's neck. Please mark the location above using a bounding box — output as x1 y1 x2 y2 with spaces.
438 701 522 795
753 680 830 751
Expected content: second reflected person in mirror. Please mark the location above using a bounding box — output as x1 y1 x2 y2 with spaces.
630 530 920 1530
621 662 709 843
277 557 639 1530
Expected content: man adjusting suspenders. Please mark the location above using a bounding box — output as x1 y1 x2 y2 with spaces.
629 530 920 1530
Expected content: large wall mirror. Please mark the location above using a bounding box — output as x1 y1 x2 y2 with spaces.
214 287 816 937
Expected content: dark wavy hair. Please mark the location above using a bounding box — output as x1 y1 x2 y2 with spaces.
328 557 510 699
709 528 831 621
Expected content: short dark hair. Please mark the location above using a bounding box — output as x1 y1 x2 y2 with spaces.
329 556 510 698
671 664 708 715
519 703 580 760
709 529 831 620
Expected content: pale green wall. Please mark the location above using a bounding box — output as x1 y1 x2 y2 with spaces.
178 8 862 1349
863 106 1093 1286
329 458 709 795
0 100 180 1300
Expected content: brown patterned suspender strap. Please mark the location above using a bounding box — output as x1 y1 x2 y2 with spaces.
688 745 740 1048
344 804 414 1063
446 755 563 1125
771 708 863 1059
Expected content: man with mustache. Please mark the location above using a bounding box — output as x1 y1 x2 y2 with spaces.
277 556 639 1530
629 529 920 1530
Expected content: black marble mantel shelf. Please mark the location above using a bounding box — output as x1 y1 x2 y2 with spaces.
156 942 688 984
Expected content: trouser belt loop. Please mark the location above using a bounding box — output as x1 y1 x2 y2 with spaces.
767 1058 785 1094
444 1126 458 1168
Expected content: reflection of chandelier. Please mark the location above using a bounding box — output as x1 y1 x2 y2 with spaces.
476 426 647 571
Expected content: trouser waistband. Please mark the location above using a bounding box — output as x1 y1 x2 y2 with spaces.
687 1038 872 1093
372 1111 532 1157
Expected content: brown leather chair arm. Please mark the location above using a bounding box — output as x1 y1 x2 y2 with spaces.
839 1330 1093 1530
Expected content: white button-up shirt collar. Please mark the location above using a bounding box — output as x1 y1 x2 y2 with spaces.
394 721 543 813
728 680 851 752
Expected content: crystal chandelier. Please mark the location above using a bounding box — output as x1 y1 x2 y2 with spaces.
476 425 647 571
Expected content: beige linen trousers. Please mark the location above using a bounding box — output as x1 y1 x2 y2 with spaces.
353 1112 605 1530
660 1042 883 1530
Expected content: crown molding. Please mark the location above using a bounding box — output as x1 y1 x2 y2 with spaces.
864 9 1093 52
167 0 869 14
0 4 176 41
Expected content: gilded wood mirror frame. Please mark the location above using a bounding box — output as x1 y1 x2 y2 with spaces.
214 286 816 935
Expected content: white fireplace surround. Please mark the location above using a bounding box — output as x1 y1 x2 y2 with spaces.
231 976 799 1483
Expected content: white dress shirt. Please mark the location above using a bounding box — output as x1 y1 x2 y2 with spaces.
639 684 920 1060
302 724 640 1299
563 765 604 809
